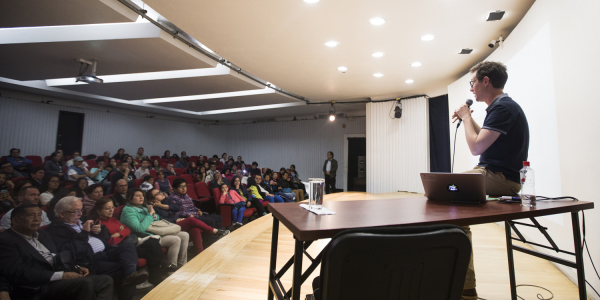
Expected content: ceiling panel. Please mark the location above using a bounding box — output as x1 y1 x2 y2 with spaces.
195 102 367 121
0 0 133 28
154 93 296 112
59 74 260 100
0 38 213 81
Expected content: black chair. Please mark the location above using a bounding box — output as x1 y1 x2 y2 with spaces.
308 224 472 300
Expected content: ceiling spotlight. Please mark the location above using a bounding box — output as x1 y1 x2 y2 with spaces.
75 58 103 84
329 102 337 121
405 79 414 84
420 34 435 41
325 40 339 47
488 35 504 48
487 10 505 21
303 0 320 3
373 73 384 77
372 52 385 58
338 66 348 72
369 17 386 25
394 99 403 119
411 62 422 67
459 48 473 54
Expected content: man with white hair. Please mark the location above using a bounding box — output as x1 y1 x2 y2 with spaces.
0 186 50 229
46 197 147 300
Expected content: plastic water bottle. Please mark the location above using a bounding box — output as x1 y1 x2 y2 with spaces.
520 161 536 207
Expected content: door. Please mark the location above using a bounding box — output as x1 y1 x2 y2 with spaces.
347 137 366 192
55 111 85 156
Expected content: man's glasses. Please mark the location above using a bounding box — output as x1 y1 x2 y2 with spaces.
469 80 476 88
66 210 83 215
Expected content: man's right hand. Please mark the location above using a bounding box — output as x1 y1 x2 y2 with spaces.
0 291 11 300
82 220 94 232
62 272 83 280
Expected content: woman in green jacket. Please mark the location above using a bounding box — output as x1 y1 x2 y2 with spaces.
120 188 189 269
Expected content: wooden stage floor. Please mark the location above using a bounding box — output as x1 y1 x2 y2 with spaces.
142 192 588 300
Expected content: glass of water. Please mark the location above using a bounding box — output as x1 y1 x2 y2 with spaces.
308 178 325 210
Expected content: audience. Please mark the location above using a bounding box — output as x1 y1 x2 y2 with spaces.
249 161 261 177
1 161 23 181
280 172 304 201
250 175 284 204
113 148 126 161
106 158 118 173
110 179 129 207
0 174 16 214
165 179 223 230
73 178 89 198
66 157 98 185
90 159 111 193
140 175 154 192
6 148 32 176
222 159 234 173
174 157 188 170
12 179 32 201
134 158 151 178
1 186 51 229
124 155 137 170
218 184 247 228
111 161 136 189
223 168 234 181
82 184 104 217
187 161 198 176
154 171 173 194
263 173 294 202
0 203 114 300
66 152 88 168
180 151 189 161
230 176 266 216
119 189 189 270
28 166 45 188
219 153 227 164
234 156 245 169
151 159 162 171
40 174 62 205
135 147 146 160
163 163 177 177
209 171 224 191
44 151 65 178
162 150 172 160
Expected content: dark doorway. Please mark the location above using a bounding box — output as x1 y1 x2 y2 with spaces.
429 95 451 172
347 137 366 192
55 111 85 156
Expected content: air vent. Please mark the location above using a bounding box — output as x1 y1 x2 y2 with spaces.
487 10 505 21
459 48 473 54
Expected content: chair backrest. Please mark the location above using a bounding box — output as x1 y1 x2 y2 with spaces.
44 156 51 162
134 178 144 189
26 156 43 167
160 163 168 169
194 182 211 198
158 158 167 165
186 183 198 200
11 176 28 184
150 156 161 161
189 156 199 163
180 174 194 186
149 169 157 178
317 225 471 300
167 158 177 164
85 159 97 169
0 156 6 162
166 175 179 187
174 168 183 176
212 187 221 208
113 205 125 220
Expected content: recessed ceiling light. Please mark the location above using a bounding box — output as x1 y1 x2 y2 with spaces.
369 17 386 25
325 40 339 47
338 66 347 72
373 73 384 77
372 52 385 58
487 10 505 21
420 34 435 41
411 62 422 67
459 48 473 54
303 0 320 3
405 79 414 84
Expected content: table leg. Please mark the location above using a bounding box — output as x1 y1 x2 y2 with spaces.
292 236 303 300
268 217 280 300
571 212 587 300
505 221 517 300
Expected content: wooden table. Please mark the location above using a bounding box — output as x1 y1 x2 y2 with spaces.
267 197 594 300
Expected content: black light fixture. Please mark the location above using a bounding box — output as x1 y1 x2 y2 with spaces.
459 48 473 54
329 102 336 121
394 99 402 119
487 10 505 21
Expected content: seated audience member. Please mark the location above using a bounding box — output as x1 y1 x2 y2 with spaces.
102 151 112 162
119 189 189 270
7 148 32 176
44 151 65 178
246 177 280 208
154 171 173 194
241 163 250 174
151 159 162 172
148 189 228 255
255 175 284 203
227 155 234 162
263 174 293 202
279 167 287 174
234 156 245 169
82 184 104 217
230 176 265 216
46 189 78 222
263 168 274 179
66 157 98 186
249 162 262 177
56 149 68 163
134 158 151 179
1 161 23 181
46 197 147 300
289 164 307 195
222 160 234 173
0 173 16 214
90 159 111 193
0 204 114 300
187 161 198 176
165 178 223 230
110 179 129 207
28 166 45 188
66 152 88 168
90 198 167 286
1 186 50 229
202 161 210 171
163 163 177 177
209 171 231 191
111 161 136 189
218 184 247 228
180 151 189 161
135 148 146 160
106 158 118 173
140 175 154 192
174 157 188 170
124 155 137 170
193 172 203 184
280 172 304 201
40 175 62 205
231 164 238 176
219 153 227 164
223 168 234 181
162 150 172 160
171 153 180 160
12 179 32 202
205 163 218 183
73 178 89 199
112 148 126 161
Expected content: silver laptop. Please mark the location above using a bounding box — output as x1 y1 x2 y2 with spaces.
420 173 486 204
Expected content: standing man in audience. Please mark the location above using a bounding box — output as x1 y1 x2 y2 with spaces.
452 61 529 300
28 166 45 188
135 148 145 160
44 151 65 178
134 158 151 179
1 161 22 181
1 186 50 229
66 157 99 186
322 151 338 194
0 204 114 300
7 148 32 176
111 161 135 189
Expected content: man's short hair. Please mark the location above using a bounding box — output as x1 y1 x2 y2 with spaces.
96 158 106 164
252 161 258 167
120 160 129 166
18 186 38 198
138 147 144 150
30 166 43 175
86 184 103 195
54 196 81 216
11 203 40 223
141 158 150 163
172 178 187 190
469 61 508 89
51 151 60 159
328 151 334 157
9 148 20 155
1 161 11 168
209 162 216 167
143 175 153 182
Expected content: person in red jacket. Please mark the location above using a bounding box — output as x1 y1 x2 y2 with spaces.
218 184 246 228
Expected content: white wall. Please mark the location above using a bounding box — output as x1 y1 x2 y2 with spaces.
366 97 429 193
448 0 600 297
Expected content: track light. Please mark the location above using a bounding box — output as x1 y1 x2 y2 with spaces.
329 102 337 121
488 35 504 49
75 58 103 84
394 99 402 119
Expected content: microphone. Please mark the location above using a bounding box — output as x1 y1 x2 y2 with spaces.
456 99 473 128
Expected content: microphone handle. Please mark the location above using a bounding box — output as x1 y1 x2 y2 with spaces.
456 118 463 128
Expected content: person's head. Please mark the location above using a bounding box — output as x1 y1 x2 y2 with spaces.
282 172 289 180
73 156 84 168
290 164 296 172
55 196 83 224
164 150 171 157
209 163 216 172
126 156 133 164
118 160 129 172
0 161 13 174
51 151 63 162
194 172 202 182
224 168 231 175
86 184 104 201
227 160 233 166
221 153 227 159
232 176 241 188
18 186 40 206
237 156 242 162
247 177 257 187
115 179 128 195
137 147 144 155
0 173 6 185
72 151 81 158
90 198 115 220
10 148 21 158
157 170 165 180
167 163 174 171
264 174 271 182
109 158 117 168
327 151 334 160
172 178 187 195
30 166 44 181
235 169 242 178
469 61 508 102
212 155 218 160
11 204 42 235
272 172 279 181
96 159 106 169
251 162 258 169
141 158 150 169
117 148 125 156
152 159 160 167
13 179 32 196
255 174 263 184
146 188 166 204
220 184 229 194
203 162 209 170
76 177 88 191
143 175 154 185
228 156 233 161
103 151 110 158
231 165 238 172
181 151 187 157
42 175 61 193
279 167 286 173
190 161 197 169
126 189 147 207
56 149 63 156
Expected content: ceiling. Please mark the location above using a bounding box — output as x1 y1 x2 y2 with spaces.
0 0 535 122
